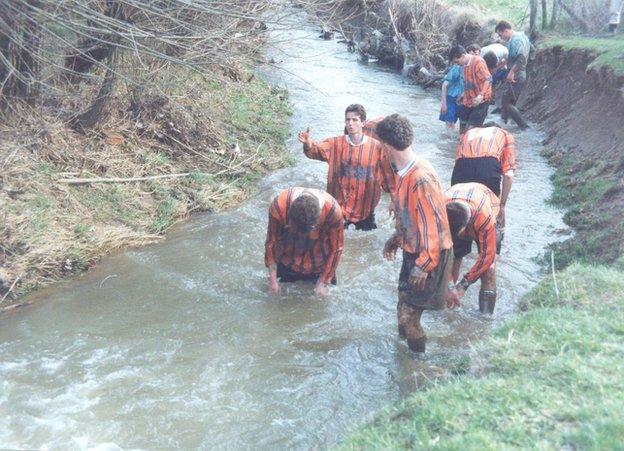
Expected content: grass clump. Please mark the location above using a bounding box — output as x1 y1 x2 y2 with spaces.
445 0 529 25
543 35 624 76
341 263 624 449
542 154 623 268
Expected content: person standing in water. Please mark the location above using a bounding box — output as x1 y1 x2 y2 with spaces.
377 114 453 353
298 104 395 231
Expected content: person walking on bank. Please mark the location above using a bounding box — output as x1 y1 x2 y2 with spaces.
265 187 344 297
377 114 453 353
298 104 396 231
449 45 492 134
451 124 516 228
445 183 502 314
495 20 531 130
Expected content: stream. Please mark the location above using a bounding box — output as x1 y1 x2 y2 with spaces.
0 13 566 450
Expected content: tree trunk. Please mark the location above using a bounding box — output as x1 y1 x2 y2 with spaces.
541 0 548 30
529 0 539 35
550 0 559 29
0 0 42 109
70 46 118 131
555 0 590 32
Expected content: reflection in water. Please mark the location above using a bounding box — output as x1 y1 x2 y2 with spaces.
0 13 566 450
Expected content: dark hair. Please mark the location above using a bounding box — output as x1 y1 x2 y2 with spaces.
448 45 466 61
345 104 366 122
375 114 413 151
482 51 498 70
290 194 321 232
466 43 481 53
495 20 512 32
446 201 470 239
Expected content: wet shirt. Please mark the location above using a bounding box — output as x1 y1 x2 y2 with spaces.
305 134 396 222
265 188 344 284
445 183 500 284
456 126 517 174
443 64 464 98
461 54 492 107
394 157 453 272
508 32 530 81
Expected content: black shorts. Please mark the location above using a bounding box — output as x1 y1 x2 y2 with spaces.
451 157 502 197
344 212 377 231
453 226 504 259
277 263 337 285
398 249 452 310
458 102 489 127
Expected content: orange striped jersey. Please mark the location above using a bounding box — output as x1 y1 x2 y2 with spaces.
304 134 395 222
394 157 453 272
363 116 385 141
457 126 517 173
265 188 344 284
461 54 492 107
445 183 500 284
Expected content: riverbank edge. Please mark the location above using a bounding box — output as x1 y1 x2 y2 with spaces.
0 69 293 309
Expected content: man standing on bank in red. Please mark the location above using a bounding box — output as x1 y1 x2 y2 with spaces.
298 104 395 231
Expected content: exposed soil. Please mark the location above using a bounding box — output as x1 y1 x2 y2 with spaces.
519 46 624 265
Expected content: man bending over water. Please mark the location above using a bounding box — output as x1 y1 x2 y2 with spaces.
265 187 344 297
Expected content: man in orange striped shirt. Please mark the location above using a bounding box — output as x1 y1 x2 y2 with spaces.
445 183 501 314
377 114 453 353
265 187 344 297
449 45 492 134
451 125 516 227
298 104 395 231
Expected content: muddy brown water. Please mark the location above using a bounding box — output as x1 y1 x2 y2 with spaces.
0 16 567 450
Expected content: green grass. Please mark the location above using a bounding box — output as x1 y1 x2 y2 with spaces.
446 0 530 25
544 154 622 267
341 264 624 449
543 35 624 76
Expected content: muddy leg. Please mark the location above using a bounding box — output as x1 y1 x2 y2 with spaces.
506 104 528 130
400 303 426 352
397 300 407 339
501 88 512 123
478 265 497 314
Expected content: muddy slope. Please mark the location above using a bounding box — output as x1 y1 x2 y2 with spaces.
519 46 624 264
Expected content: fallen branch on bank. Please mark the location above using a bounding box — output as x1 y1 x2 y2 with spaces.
59 172 193 185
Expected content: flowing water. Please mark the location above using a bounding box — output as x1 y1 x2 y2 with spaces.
0 15 567 450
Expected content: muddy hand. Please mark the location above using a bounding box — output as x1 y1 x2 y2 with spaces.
383 234 399 261
297 127 311 145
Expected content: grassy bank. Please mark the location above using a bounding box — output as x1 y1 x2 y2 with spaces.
0 69 293 302
342 263 624 449
542 148 623 268
543 35 624 76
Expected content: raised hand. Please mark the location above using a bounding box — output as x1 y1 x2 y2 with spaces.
297 127 312 145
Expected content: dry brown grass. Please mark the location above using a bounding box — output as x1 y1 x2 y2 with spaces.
0 66 292 304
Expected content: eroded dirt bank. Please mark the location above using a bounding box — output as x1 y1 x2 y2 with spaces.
520 46 624 265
